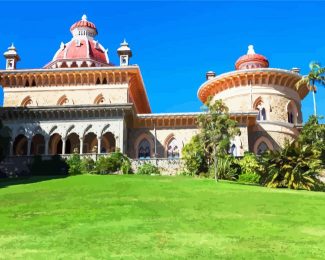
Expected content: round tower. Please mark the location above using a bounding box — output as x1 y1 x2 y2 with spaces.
198 45 309 154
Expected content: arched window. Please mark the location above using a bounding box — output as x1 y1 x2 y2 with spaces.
57 95 69 106
257 142 268 155
287 100 297 124
166 138 179 159
254 98 267 121
138 139 150 159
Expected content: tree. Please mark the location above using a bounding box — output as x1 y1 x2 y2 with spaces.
298 115 325 165
197 98 240 181
296 61 325 117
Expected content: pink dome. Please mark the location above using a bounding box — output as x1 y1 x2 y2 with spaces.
235 45 269 70
44 15 110 69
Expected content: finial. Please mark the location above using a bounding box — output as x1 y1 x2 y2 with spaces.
82 14 87 21
60 42 65 49
121 38 128 46
8 43 16 50
247 45 255 55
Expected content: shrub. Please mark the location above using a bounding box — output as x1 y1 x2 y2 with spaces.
238 172 260 184
261 142 323 190
94 152 131 174
121 159 132 174
66 154 82 175
209 155 240 180
182 135 207 176
80 157 95 174
238 153 262 176
136 163 160 175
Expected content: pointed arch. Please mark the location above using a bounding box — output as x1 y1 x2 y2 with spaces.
164 134 180 158
57 95 69 106
253 97 267 121
286 100 298 124
134 133 154 159
21 96 33 107
94 93 105 104
254 136 273 155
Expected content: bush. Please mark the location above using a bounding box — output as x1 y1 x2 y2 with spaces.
136 163 160 175
238 153 262 176
182 135 207 176
80 157 95 174
261 142 323 190
209 155 240 180
94 152 131 174
66 154 82 175
238 172 260 184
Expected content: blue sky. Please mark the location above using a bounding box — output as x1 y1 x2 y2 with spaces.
0 1 324 122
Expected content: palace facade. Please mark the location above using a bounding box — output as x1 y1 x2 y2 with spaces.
0 15 309 166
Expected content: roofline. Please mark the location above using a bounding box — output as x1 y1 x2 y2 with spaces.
138 111 258 117
197 67 302 100
0 64 141 74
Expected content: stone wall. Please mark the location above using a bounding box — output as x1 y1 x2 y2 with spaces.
3 83 129 107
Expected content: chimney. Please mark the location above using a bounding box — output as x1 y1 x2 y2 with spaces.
206 71 216 80
291 67 300 74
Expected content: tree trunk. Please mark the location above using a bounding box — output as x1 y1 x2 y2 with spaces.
214 151 218 182
312 89 317 117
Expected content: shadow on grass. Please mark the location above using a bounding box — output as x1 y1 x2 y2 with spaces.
0 175 68 189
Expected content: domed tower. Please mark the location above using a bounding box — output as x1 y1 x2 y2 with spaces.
44 15 110 69
198 45 309 154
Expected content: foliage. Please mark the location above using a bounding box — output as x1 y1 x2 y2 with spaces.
30 155 68 176
298 115 325 165
0 120 11 162
238 153 263 176
95 152 130 174
121 159 132 174
198 98 240 180
80 157 96 174
136 163 160 175
238 172 261 184
260 141 323 190
296 61 325 116
182 134 207 176
66 153 82 175
208 155 239 180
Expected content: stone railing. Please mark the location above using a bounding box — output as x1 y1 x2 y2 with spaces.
131 158 184 175
0 154 185 176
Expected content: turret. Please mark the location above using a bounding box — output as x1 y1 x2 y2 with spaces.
117 39 132 66
4 43 20 70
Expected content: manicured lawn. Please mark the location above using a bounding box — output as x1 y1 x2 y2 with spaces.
1 175 325 259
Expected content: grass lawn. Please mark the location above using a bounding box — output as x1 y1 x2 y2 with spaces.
1 175 325 259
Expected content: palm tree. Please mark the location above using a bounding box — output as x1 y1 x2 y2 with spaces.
296 61 325 116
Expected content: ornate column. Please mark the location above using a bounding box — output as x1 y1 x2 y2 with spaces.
62 137 66 155
27 138 32 156
9 140 13 156
80 137 84 154
97 136 102 154
45 137 50 155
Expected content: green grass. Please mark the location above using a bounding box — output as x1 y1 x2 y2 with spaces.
1 175 325 259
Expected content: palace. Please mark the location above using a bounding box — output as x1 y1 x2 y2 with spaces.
0 15 308 171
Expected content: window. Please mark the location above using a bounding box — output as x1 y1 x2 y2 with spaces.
255 98 266 121
229 143 237 156
167 138 179 159
257 142 268 155
138 139 150 159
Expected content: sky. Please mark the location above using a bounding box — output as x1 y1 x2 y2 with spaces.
0 1 324 122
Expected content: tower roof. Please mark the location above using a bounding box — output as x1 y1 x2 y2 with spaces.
235 45 269 70
44 15 110 69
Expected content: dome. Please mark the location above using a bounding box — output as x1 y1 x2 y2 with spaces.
44 15 110 69
235 45 269 70
70 14 97 35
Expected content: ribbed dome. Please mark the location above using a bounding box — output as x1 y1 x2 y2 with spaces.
235 45 269 70
70 14 98 35
44 15 110 69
